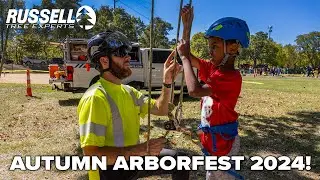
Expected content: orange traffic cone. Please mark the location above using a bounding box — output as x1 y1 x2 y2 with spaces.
26 69 32 97
85 63 90 72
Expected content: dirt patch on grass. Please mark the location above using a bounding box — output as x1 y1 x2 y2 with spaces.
0 73 49 84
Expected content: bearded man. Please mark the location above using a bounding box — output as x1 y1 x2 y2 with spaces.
77 31 190 180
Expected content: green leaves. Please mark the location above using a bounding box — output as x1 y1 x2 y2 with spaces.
91 7 146 42
238 31 279 67
295 31 320 67
139 17 173 48
237 31 320 68
190 32 210 59
1 1 319 70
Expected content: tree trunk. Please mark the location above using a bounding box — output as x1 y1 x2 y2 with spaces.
0 1 4 77
43 41 48 60
253 57 257 77
0 0 14 77
15 46 18 63
1 11 12 75
307 53 314 67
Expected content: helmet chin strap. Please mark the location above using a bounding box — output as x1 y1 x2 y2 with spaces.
217 40 237 67
100 54 113 75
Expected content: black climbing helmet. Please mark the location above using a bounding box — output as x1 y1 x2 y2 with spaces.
87 31 132 63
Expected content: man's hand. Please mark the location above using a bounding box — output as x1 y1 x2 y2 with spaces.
136 137 167 156
177 39 191 60
151 51 181 116
163 50 182 84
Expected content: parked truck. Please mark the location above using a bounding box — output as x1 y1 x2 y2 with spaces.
49 37 196 92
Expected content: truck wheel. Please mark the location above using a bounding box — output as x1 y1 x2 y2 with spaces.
89 75 100 87
63 83 70 92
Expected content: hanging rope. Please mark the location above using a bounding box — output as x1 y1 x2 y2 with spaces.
165 0 194 135
148 0 194 148
146 0 155 155
163 0 184 132
170 0 184 103
174 0 193 127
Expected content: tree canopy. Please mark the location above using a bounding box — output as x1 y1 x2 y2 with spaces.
0 0 319 73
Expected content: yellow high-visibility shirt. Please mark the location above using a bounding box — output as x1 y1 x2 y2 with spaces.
77 77 156 179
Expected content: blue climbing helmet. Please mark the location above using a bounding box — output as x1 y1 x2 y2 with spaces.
205 17 250 48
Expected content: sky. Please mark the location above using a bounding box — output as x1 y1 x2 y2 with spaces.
25 0 320 45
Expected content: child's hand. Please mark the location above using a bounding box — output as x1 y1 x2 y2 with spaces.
181 4 194 30
177 39 190 59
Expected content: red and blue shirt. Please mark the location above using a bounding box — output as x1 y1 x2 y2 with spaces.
198 59 242 156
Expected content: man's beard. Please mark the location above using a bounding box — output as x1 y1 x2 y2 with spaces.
110 62 132 80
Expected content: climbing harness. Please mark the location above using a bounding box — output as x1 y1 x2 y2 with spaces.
199 121 244 180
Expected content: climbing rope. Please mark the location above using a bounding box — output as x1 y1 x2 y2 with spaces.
164 0 184 133
146 0 155 154
165 0 193 137
176 0 192 125
147 0 195 152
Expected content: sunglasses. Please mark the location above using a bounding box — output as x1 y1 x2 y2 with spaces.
112 46 131 57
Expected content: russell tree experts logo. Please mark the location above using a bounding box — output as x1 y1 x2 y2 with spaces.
6 5 96 30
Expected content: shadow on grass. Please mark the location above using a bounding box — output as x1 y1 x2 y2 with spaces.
150 111 319 180
57 92 199 107
42 133 84 172
74 133 83 156
152 118 200 132
76 174 89 180
58 98 81 106
151 118 202 144
142 92 199 105
239 111 320 179
27 96 42 99
139 125 149 134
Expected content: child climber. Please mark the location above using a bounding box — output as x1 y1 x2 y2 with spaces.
177 5 250 180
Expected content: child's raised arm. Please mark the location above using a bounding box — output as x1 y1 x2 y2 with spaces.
181 5 200 70
178 39 212 98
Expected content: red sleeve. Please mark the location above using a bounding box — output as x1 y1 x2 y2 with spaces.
198 59 212 82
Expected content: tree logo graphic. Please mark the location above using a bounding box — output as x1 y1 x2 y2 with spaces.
76 6 96 30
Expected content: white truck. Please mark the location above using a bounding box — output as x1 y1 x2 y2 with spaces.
49 38 196 92
23 56 47 66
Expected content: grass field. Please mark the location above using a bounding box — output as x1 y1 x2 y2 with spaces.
0 76 319 180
